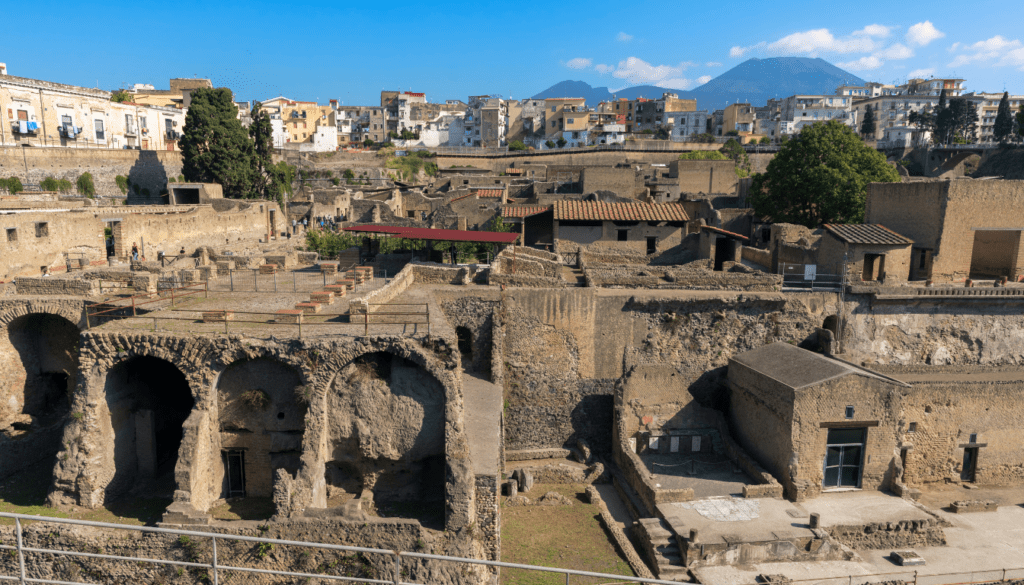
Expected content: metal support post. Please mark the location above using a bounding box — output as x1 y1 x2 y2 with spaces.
293 271 297 292
212 536 219 585
171 287 175 308
365 312 369 336
16 518 26 585
230 270 234 292
255 269 258 292
274 271 277 292
131 296 136 317
152 317 157 331
297 319 302 339
393 553 401 585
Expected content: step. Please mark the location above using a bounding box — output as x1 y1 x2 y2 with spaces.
295 302 322 314
310 291 335 305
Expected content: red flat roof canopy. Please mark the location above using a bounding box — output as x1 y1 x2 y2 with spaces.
343 225 520 244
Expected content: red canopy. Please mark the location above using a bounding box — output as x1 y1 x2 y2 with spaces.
343 225 520 244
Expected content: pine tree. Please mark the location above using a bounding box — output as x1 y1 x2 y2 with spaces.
179 88 258 199
249 102 274 196
994 92 1014 143
860 106 876 138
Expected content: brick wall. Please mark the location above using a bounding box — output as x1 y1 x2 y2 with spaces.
0 146 182 199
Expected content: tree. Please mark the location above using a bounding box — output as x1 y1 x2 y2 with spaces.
749 120 899 228
1017 104 1024 142
0 177 23 194
860 106 876 138
545 140 556 149
179 88 258 199
76 173 96 198
759 136 771 145
249 102 276 197
363 138 374 147
945 98 978 143
556 137 568 148
110 90 132 103
994 92 1014 143
719 138 751 177
508 140 528 151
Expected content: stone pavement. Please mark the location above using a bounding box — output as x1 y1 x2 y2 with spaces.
461 373 502 475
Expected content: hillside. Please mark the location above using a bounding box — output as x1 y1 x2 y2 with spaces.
532 57 865 109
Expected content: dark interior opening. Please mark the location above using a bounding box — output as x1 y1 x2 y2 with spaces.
172 188 200 205
714 238 737 271
456 326 473 361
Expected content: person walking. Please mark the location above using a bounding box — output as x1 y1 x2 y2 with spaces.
131 242 139 261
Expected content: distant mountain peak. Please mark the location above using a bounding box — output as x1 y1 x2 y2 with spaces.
533 57 865 110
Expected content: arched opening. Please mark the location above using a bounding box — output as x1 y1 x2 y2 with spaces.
823 315 840 338
105 356 193 500
214 358 306 520
325 352 446 529
0 313 79 497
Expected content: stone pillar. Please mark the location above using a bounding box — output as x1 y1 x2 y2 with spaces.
135 410 157 478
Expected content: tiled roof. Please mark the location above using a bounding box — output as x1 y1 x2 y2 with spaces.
553 201 689 222
505 168 523 175
502 205 551 218
824 224 913 246
447 193 474 204
701 225 748 240
476 189 504 198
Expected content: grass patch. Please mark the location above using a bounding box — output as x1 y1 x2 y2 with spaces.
500 483 634 585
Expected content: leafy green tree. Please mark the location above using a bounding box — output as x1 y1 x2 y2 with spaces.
654 127 670 140
76 172 96 198
994 92 1014 142
719 138 751 177
860 106 876 138
749 120 899 228
545 140 556 149
41 177 73 193
945 98 978 143
0 177 23 194
556 137 568 148
508 140 528 151
179 88 258 199
691 133 716 143
363 138 374 147
759 136 771 145
110 90 132 103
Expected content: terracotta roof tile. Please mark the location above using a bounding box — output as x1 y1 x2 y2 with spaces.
476 189 504 198
502 205 551 218
553 201 689 222
701 225 748 240
824 224 913 246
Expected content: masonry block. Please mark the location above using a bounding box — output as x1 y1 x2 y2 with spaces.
275 309 303 324
310 291 335 305
295 302 322 314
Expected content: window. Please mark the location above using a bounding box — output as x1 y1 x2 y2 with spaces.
125 114 133 131
969 433 978 443
6 228 16 242
551 106 556 112
94 119 105 141
908 422 917 432
845 405 855 419
35 223 49 238
617 229 628 242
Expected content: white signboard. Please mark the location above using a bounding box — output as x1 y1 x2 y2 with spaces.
804 264 818 280
670 437 680 453
691 435 702 452
649 436 660 451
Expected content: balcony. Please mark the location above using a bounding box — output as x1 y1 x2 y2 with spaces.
11 122 38 135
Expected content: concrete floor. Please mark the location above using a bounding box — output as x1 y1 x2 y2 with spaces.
694 490 1024 585
640 453 752 498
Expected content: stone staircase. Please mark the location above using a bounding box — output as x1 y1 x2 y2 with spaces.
636 518 690 582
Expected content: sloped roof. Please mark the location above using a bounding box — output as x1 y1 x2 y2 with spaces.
553 201 689 222
824 224 913 246
502 205 551 218
701 225 748 240
730 342 908 390
476 189 504 198
343 225 519 244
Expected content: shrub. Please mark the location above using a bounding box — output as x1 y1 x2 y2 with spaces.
678 150 728 161
556 137 567 148
168 177 176 183
0 177 24 194
508 140 528 151
41 177 72 193
343 169 355 179
545 140 556 149
363 138 374 147
115 175 129 194
331 177 340 186
240 389 270 409
76 173 96 198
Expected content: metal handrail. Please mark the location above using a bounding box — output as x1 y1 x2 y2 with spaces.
0 512 683 585
86 281 208 325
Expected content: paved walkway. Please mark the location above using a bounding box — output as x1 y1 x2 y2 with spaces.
461 374 502 476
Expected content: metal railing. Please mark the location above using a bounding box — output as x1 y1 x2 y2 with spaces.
0 512 685 585
206 268 364 294
85 282 208 327
779 263 844 292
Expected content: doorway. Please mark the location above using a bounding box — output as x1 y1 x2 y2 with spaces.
823 428 865 489
647 237 657 254
969 230 1020 279
223 450 246 497
862 254 885 281
714 238 737 271
961 448 978 482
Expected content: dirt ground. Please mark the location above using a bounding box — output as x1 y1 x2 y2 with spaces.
500 483 634 585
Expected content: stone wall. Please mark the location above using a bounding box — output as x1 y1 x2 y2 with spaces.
0 146 182 199
15 276 99 296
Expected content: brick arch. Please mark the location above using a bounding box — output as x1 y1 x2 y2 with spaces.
99 336 219 405
0 302 85 331
311 341 458 403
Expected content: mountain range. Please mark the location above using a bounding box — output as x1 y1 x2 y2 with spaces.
532 57 866 110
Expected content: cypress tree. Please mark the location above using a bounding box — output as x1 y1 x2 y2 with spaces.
860 106 876 138
994 91 1014 142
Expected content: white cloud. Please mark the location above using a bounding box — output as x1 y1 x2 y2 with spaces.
908 68 935 78
1001 47 1024 69
610 57 686 86
948 42 960 53
875 43 914 60
730 45 759 58
594 63 614 74
949 35 1024 67
565 58 592 70
696 75 713 84
766 28 876 55
616 32 633 42
853 24 891 37
837 56 884 71
706 61 723 67
657 78 695 90
907 21 945 46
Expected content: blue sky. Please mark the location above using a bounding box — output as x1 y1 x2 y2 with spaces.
3 0 1023 105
